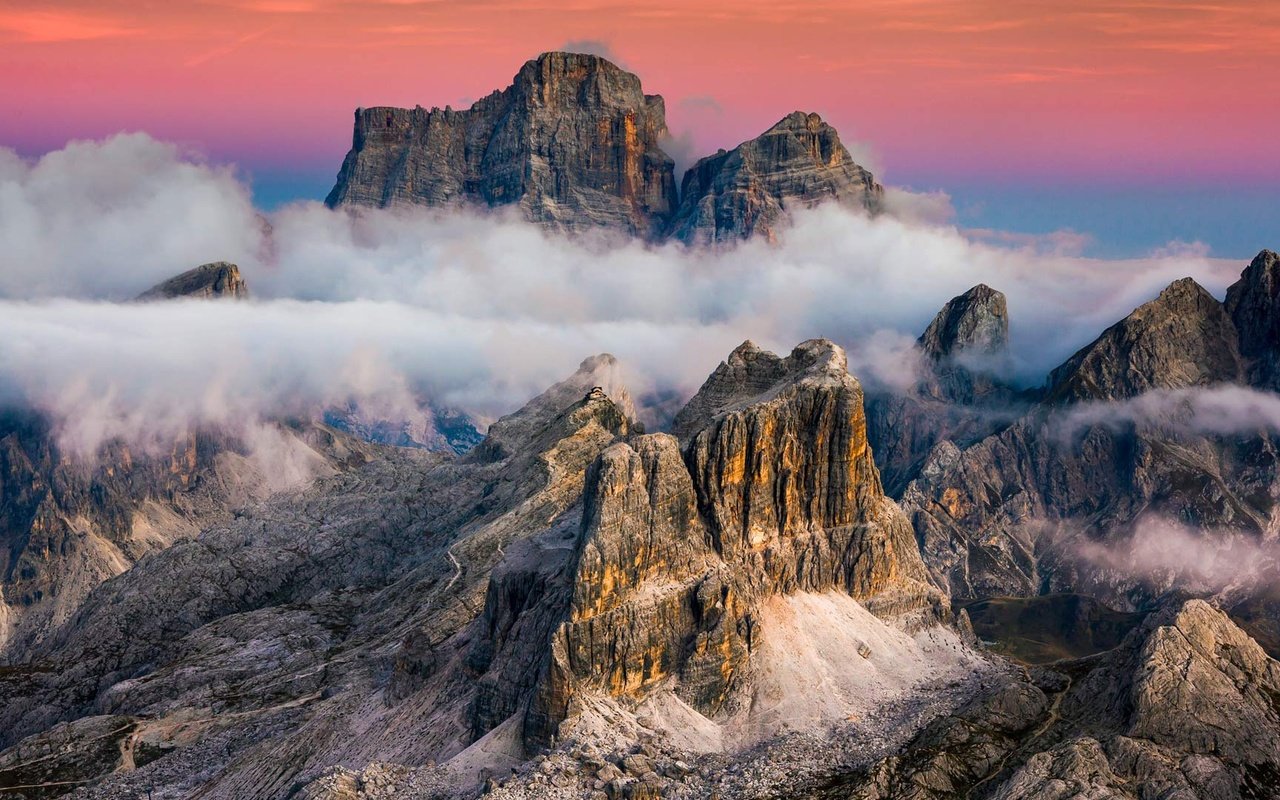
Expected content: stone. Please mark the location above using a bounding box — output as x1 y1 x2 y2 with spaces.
136 261 249 300
1225 249 1280 391
326 52 678 238
1045 277 1242 402
668 112 882 244
917 284 1009 363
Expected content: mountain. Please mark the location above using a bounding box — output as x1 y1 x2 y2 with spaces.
1045 277 1242 403
0 410 371 662
865 284 1022 496
6 257 1280 797
1226 249 1280 391
327 54 885 244
899 253 1280 607
668 111 883 245
136 262 249 300
325 52 678 238
804 599 1280 799
0 341 971 800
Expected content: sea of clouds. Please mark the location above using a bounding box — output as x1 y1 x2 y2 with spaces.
0 132 1259 456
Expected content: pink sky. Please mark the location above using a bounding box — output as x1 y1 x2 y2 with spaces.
2 0 1278 188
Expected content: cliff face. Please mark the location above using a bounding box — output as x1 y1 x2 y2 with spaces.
510 339 941 748
668 112 884 245
325 52 678 238
1226 249 1280 391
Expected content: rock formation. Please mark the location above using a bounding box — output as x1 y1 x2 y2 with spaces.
136 262 249 300
898 260 1280 604
918 284 1009 362
1226 249 1280 391
667 112 883 244
327 55 887 244
1045 277 1242 402
807 599 1280 800
0 411 369 661
0 340 968 799
6 249 1280 799
325 52 678 238
468 339 946 757
865 285 1020 496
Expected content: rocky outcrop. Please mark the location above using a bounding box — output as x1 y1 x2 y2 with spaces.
0 356 640 798
136 262 248 300
918 284 1009 363
807 599 1280 800
899 267 1280 601
502 339 944 749
866 285 1019 496
668 112 883 244
1045 277 1242 403
1225 249 1280 391
326 52 678 238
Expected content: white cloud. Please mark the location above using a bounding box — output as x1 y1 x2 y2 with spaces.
0 134 1257 455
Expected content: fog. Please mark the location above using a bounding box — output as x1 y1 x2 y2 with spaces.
1073 515 1280 595
1058 385 1280 443
0 133 1261 454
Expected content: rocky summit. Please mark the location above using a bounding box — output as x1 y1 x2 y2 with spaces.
326 53 885 243
136 261 249 300
668 111 883 245
325 52 678 238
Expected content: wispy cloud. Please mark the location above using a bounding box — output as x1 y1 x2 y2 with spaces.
184 26 274 67
0 9 134 42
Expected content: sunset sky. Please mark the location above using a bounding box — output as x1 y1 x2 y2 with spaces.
3 0 1277 256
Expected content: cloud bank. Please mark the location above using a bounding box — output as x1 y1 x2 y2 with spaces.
0 133 1262 455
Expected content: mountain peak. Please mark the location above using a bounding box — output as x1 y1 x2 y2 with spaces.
918 283 1009 361
668 112 882 245
1046 276 1241 402
1225 248 1280 390
136 262 248 301
325 53 676 237
672 338 852 441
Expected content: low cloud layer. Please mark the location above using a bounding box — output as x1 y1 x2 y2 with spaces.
0 134 1263 454
1058 386 1280 442
1073 515 1280 595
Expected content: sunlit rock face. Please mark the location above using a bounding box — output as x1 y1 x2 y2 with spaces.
667 111 884 245
326 51 678 238
514 339 943 748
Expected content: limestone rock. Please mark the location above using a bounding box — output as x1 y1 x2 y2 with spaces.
808 599 1280 800
136 261 248 300
0 411 364 661
918 284 1009 363
668 112 883 245
509 339 945 749
326 52 678 238
1225 249 1280 391
865 284 1018 496
1045 277 1242 402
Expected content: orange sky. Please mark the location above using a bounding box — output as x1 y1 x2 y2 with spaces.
2 0 1278 189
